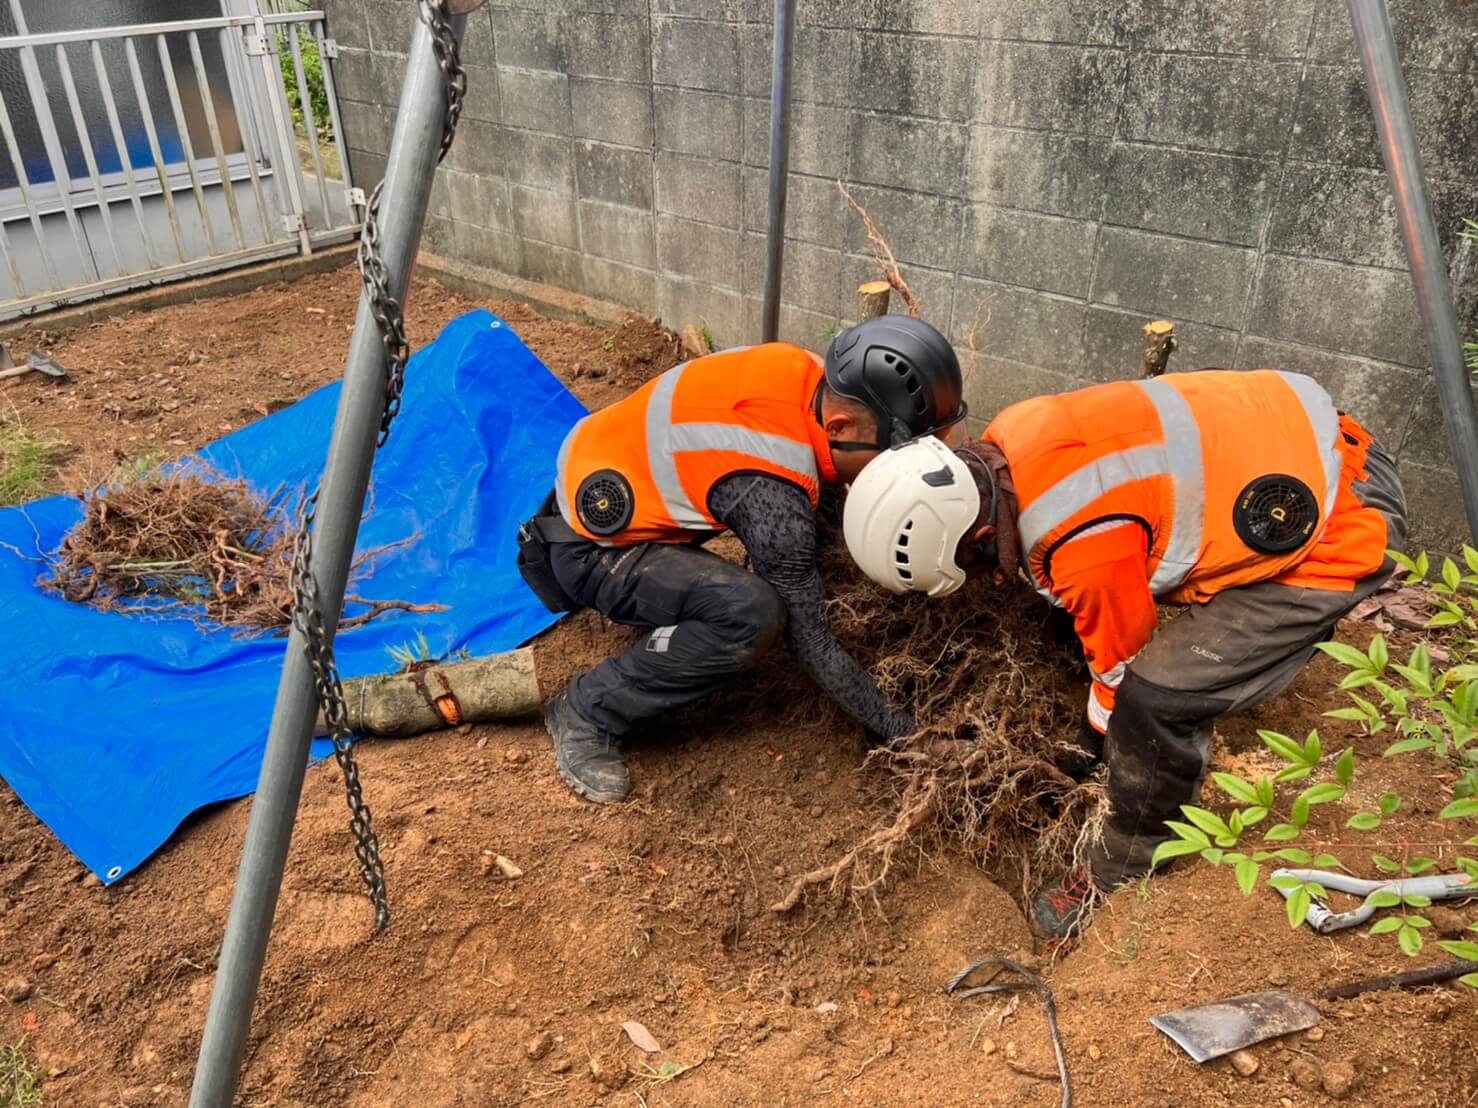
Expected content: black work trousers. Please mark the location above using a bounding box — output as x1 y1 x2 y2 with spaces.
548 538 786 736
1091 441 1409 887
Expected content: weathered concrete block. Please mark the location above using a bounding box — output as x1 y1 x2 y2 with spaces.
1080 306 1240 382
653 17 741 94
653 0 743 19
498 69 572 135
338 100 394 156
657 277 745 346
500 129 576 194
1120 55 1299 157
1249 254 1426 367
657 215 741 287
741 24 856 103
1092 227 1256 330
740 233 845 317
582 256 657 312
1268 165 1478 271
491 9 565 71
572 79 653 148
775 304 845 353
461 64 500 124
344 148 385 193
511 185 580 249
1398 374 1478 472
1123 0 1317 56
579 201 655 267
446 169 514 233
866 0 982 36
445 118 502 178
1293 65 1478 183
974 43 1125 136
960 205 1098 298
1310 0 1478 72
968 127 1109 219
846 112 968 197
364 0 415 54
322 0 371 51
574 140 652 208
979 0 1124 45
1399 460 1470 555
327 47 392 105
436 218 523 276
460 9 495 66
521 239 585 290
1234 336 1420 448
958 352 1083 423
567 13 651 82
838 185 962 272
656 153 741 226
741 170 848 249
742 101 851 178
950 278 1087 376
654 89 742 161
1103 144 1276 248
850 33 975 122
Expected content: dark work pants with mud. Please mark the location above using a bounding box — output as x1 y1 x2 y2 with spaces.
1091 442 1409 888
548 539 786 736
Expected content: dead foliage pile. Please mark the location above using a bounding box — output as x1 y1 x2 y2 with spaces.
46 468 440 633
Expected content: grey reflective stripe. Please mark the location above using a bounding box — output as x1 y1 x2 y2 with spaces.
1277 371 1343 524
1139 378 1204 594
645 364 714 529
554 419 578 526
1018 443 1167 555
669 422 819 482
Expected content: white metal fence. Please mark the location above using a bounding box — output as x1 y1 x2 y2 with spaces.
0 6 361 321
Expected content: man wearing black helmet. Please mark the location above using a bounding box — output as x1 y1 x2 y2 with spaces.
516 316 965 803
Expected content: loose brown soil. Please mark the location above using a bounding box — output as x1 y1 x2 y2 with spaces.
0 265 1474 1108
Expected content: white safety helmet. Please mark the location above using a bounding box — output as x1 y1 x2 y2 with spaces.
842 436 981 598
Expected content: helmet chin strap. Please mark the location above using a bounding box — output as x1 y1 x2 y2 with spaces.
955 446 1000 566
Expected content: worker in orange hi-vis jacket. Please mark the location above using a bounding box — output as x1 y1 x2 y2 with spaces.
516 316 968 806
838 368 1407 938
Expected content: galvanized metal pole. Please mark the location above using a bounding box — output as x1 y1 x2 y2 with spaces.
1348 0 1478 542
188 11 467 1106
760 0 797 343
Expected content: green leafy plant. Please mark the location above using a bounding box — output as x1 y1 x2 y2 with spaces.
0 1037 43 1108
1153 549 1478 979
698 322 715 353
386 630 433 671
277 29 331 137
0 421 58 506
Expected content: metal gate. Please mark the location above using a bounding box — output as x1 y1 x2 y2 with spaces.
0 5 361 321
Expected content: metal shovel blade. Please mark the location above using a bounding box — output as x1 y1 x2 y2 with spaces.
1151 991 1321 1063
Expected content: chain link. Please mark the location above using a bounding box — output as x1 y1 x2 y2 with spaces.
289 0 468 931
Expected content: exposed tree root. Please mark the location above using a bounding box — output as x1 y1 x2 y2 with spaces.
837 180 920 319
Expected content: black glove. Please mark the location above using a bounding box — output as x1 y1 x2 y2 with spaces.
1055 715 1105 781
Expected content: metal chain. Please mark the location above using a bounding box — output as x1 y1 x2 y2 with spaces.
289 0 467 931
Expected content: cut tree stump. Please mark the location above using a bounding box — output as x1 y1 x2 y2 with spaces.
1141 319 1176 377
315 647 541 738
857 280 892 321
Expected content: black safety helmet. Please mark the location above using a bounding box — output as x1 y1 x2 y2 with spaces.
823 315 967 450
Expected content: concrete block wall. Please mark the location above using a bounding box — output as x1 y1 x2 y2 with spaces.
324 0 1478 551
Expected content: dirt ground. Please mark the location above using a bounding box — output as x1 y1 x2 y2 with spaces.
0 264 1474 1108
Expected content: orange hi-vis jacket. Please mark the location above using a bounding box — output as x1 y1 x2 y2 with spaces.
984 370 1391 734
555 343 840 544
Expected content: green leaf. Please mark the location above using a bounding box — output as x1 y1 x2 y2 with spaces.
1443 556 1463 593
1234 858 1259 896
1326 707 1373 721
1385 737 1432 757
1212 772 1259 806
1201 847 1227 865
1273 848 1313 864
1179 805 1233 840
1264 823 1301 842
1403 893 1433 908
1316 641 1377 671
1415 551 1431 579
1268 874 1306 891
1292 794 1311 828
1241 806 1269 826
1370 916 1402 935
1300 782 1345 807
1408 915 1432 929
1390 550 1418 574
1347 812 1382 831
1406 857 1436 875
1151 838 1205 866
1303 730 1322 763
1379 792 1402 817
1164 820 1211 848
1335 748 1355 786
1428 609 1465 629
1274 765 1314 784
1366 890 1401 909
1460 973 1478 988
1369 634 1389 672
1340 671 1380 691
1440 939 1478 961
1372 854 1401 873
1255 776 1276 807
1398 922 1423 956
1451 665 1478 683
1440 797 1478 820
1287 886 1312 928
1260 730 1309 764
1465 546 1478 576
1312 853 1341 868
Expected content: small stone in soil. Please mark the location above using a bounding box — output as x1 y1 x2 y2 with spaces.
808 805 824 818
886 991 902 1009
773 865 787 879
1426 906 1468 937
1290 1057 1322 1090
981 1038 997 1056
719 832 736 846
1229 1049 1259 1077
526 1032 554 1060
549 1056 572 1074
2 976 33 1003
1004 1041 1018 1060
1087 1044 1102 1061
1323 1060 1356 1098
588 1053 629 1090
495 855 524 880
1305 1026 1326 1042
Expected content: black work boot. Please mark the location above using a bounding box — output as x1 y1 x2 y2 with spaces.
545 691 630 804
1032 868 1105 939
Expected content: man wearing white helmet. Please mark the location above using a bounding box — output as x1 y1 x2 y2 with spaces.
841 370 1406 937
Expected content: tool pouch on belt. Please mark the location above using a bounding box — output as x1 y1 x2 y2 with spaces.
517 494 580 613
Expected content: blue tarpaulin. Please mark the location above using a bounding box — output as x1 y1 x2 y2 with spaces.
0 311 584 883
